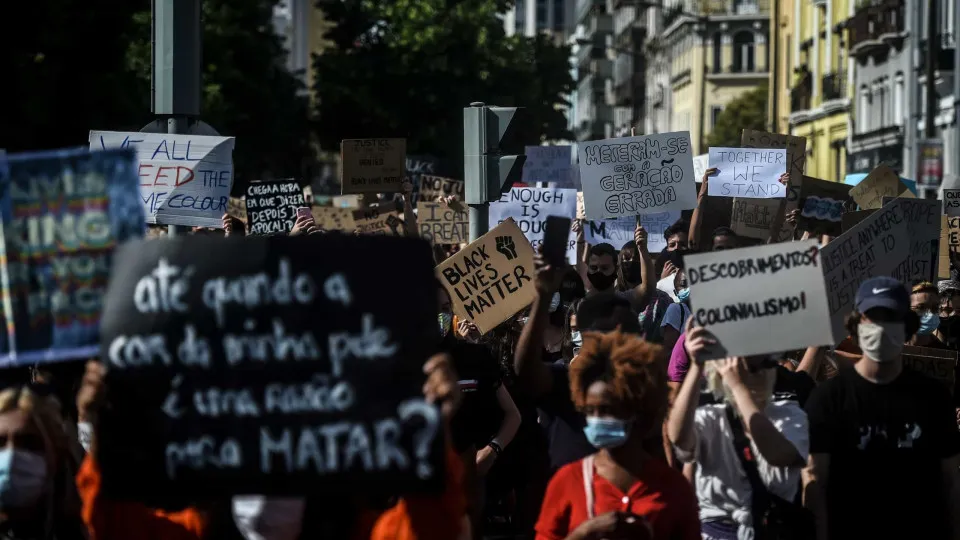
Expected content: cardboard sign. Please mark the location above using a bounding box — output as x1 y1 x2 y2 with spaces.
707 148 787 198
685 240 833 359
841 209 876 232
577 132 698 219
417 202 468 244
522 146 573 186
90 131 236 228
418 175 463 202
733 130 806 242
311 206 356 232
353 206 404 236
948 217 960 247
436 219 536 333
585 211 681 253
245 181 305 236
901 345 957 393
489 187 578 263
849 165 908 209
0 147 145 365
944 190 960 217
227 197 247 224
97 234 443 500
938 216 952 279
821 198 940 342
340 139 406 194
798 176 854 235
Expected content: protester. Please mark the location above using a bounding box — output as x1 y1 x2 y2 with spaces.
803 277 960 540
659 249 693 355
582 244 618 294
938 279 960 349
664 220 689 252
535 331 699 540
710 227 738 252
669 321 810 540
615 231 672 342
909 281 946 348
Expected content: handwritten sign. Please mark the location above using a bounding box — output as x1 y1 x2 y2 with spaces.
245 181 305 236
939 216 952 278
685 240 833 359
577 132 698 219
340 139 405 194
418 175 463 202
586 211 681 253
89 131 235 228
311 207 356 232
522 146 573 186
707 148 787 198
732 130 806 241
417 202 468 244
489 187 578 263
353 206 404 236
944 190 960 217
797 176 853 235
901 346 957 393
227 197 247 224
0 147 144 365
849 165 908 209
436 219 536 333
97 234 443 499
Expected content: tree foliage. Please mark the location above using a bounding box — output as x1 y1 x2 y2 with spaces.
312 0 575 168
707 81 769 148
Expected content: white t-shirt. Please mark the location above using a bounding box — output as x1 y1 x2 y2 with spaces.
674 400 809 538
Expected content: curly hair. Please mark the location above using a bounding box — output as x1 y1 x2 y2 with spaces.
569 330 668 438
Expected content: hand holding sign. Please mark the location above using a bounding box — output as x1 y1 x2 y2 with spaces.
635 223 648 253
683 317 719 366
534 251 568 296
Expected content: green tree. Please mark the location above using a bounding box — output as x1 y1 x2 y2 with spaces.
312 0 575 168
706 81 769 148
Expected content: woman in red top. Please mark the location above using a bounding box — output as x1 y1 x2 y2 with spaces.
535 330 700 540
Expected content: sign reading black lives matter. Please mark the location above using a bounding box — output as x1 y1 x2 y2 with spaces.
685 239 833 360
245 180 305 235
97 234 443 501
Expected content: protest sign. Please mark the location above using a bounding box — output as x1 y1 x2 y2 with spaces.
685 240 833 359
245 181 305 235
798 176 853 235
692 153 709 181
0 147 144 365
311 207 357 232
90 131 235 228
707 148 787 198
938 216 952 279
353 206 404 236
522 146 573 186
901 346 957 393
732 130 806 241
585 211 681 253
841 209 876 232
333 195 363 209
227 197 247 224
418 175 463 202
849 165 909 209
97 234 443 500
417 201 468 244
821 197 940 341
577 132 698 219
944 190 960 217
489 187 578 263
436 219 536 333
340 139 405 194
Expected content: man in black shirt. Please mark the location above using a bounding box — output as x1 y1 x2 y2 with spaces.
804 277 960 540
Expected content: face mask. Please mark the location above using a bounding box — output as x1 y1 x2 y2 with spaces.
858 321 905 363
0 448 47 510
587 271 616 291
621 260 642 284
570 331 583 347
676 287 691 303
438 312 453 336
233 496 305 540
583 416 631 449
917 311 940 335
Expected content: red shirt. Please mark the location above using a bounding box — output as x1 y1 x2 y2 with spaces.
535 456 700 540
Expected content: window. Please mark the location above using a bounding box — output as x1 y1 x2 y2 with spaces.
732 32 755 72
711 106 723 128
712 33 722 73
833 142 843 182
553 0 565 30
735 0 758 15
875 82 885 128
536 0 547 29
894 73 904 126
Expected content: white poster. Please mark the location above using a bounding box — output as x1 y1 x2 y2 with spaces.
89 131 235 228
707 147 787 198
944 190 960 217
685 239 834 359
585 211 681 253
692 153 709 182
489 187 578 263
523 146 573 187
577 132 698 219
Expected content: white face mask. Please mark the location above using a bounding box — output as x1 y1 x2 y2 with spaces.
0 448 47 510
858 321 906 363
233 496 305 540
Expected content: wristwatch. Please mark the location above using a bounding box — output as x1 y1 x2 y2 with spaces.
487 440 503 456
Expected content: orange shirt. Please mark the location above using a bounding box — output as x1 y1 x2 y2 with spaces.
77 443 465 540
535 456 700 540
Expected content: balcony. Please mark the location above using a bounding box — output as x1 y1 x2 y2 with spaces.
822 70 847 102
698 0 770 16
848 0 905 56
576 0 606 25
791 72 812 112
613 73 645 106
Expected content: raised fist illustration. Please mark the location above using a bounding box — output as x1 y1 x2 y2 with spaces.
496 236 518 261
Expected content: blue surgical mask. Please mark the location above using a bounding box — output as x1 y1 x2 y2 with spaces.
0 448 47 510
918 311 940 335
438 312 453 336
677 288 691 302
570 331 583 347
583 416 630 449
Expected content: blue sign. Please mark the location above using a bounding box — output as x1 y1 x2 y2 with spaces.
0 147 144 365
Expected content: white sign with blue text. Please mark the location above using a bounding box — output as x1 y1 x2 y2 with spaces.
522 146 573 187
89 131 236 228
585 211 681 253
489 187 578 263
707 147 787 198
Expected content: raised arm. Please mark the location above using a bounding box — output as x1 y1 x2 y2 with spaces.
513 252 565 398
667 320 715 456
688 168 715 250
400 181 419 238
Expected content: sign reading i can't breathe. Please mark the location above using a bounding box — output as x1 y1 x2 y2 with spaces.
245 180 305 235
436 218 536 333
97 234 444 502
685 239 834 359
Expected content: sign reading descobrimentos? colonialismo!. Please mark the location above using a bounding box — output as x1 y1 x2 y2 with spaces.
89 131 235 229
97 234 444 501
577 132 698 220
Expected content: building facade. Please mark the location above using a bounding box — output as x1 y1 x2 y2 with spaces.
572 0 614 141
611 2 647 136
504 0 575 38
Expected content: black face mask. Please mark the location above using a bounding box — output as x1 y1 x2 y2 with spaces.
587 271 617 291
621 260 642 284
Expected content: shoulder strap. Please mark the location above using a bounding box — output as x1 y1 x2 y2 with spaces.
582 455 595 520
724 405 771 533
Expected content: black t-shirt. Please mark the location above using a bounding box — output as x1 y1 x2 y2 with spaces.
538 363 596 471
442 337 503 451
805 366 960 539
772 365 815 408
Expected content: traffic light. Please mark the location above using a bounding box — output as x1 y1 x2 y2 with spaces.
463 103 529 205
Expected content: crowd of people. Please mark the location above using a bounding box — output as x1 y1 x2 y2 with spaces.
1 170 959 540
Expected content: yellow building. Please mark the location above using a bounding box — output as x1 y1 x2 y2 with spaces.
656 0 770 154
767 0 792 134
780 0 852 182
